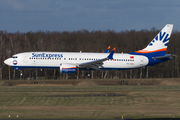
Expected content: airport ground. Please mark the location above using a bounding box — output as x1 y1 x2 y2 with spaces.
0 78 180 119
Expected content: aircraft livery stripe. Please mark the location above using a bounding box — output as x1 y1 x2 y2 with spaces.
62 67 76 69
135 48 167 53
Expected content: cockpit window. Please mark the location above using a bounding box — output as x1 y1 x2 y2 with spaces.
11 56 18 59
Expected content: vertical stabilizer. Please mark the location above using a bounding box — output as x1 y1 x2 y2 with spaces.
134 24 173 56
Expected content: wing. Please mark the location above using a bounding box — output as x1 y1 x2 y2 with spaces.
78 47 116 70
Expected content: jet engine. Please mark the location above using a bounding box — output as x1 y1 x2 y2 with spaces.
60 63 77 73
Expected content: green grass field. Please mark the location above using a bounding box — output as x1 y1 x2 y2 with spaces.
0 79 180 119
0 86 180 119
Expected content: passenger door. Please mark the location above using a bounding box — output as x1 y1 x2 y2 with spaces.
23 55 28 63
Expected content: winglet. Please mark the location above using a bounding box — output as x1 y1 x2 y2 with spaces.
105 46 111 53
107 47 116 59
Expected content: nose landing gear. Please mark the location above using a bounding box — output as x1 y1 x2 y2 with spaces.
86 71 91 78
20 70 23 80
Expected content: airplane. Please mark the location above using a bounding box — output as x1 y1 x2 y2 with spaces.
4 24 173 78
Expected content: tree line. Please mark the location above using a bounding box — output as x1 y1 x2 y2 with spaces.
0 28 180 80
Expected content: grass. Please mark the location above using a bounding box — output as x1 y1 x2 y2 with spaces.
0 85 180 92
0 85 180 119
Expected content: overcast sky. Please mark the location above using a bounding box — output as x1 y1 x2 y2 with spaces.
0 0 180 33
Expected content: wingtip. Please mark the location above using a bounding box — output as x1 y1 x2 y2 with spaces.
107 47 116 59
112 47 116 51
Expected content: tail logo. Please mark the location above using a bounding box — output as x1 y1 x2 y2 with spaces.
131 24 173 55
149 31 170 47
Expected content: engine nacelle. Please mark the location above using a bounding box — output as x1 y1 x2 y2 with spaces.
60 63 77 73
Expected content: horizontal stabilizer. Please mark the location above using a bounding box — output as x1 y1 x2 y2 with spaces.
153 54 172 60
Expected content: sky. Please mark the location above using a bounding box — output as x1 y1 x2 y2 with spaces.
0 0 180 33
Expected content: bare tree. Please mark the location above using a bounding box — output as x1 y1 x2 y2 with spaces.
6 49 11 80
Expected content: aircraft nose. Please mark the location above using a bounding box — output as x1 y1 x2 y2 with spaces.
4 58 10 65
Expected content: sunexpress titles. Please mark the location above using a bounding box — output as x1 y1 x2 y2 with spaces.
32 53 63 58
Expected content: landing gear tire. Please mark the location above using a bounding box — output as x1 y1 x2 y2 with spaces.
20 70 23 76
86 71 91 78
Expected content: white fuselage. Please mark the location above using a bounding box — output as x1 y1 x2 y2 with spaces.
4 52 149 70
